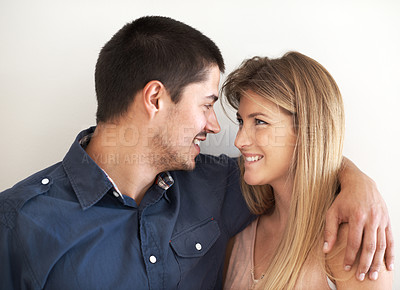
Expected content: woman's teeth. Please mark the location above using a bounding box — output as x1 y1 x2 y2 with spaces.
245 156 263 162
194 139 201 146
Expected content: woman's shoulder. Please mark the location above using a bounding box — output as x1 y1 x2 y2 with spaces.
327 223 393 289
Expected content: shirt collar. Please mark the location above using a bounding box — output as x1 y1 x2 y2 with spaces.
156 172 174 190
62 127 112 210
62 127 174 209
155 172 174 203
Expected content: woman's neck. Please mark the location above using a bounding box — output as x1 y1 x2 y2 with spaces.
252 178 294 279
268 178 294 226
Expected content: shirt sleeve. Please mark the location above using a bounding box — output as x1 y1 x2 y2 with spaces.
0 192 41 290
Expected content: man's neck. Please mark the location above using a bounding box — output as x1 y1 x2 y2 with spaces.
85 125 158 205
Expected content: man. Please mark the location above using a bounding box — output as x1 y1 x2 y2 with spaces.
0 16 393 289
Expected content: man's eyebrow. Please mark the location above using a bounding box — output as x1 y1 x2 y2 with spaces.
206 94 219 102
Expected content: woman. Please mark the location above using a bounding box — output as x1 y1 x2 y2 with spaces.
222 52 392 289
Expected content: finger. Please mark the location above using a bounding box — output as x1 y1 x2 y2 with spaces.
356 222 377 281
324 209 340 253
343 211 365 272
368 226 386 280
385 225 395 271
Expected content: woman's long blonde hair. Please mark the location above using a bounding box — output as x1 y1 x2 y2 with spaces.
222 52 345 289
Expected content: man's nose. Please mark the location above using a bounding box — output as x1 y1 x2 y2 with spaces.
205 109 221 134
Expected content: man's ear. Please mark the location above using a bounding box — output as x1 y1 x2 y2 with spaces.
142 80 167 119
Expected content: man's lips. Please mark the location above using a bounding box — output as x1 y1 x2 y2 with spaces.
193 133 207 145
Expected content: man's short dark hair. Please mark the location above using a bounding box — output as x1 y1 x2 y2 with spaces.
95 16 225 123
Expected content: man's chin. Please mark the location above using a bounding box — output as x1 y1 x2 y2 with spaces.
180 159 196 171
185 162 196 171
165 156 196 172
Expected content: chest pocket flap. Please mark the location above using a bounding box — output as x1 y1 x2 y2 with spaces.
170 218 220 258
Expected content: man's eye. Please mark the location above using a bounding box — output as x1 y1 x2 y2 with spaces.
204 104 212 110
236 118 243 126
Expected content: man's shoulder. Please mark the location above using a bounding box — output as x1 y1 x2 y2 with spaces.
0 162 65 220
171 153 239 182
171 154 240 188
171 154 241 194
195 153 238 170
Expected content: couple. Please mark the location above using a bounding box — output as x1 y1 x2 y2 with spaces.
0 16 393 289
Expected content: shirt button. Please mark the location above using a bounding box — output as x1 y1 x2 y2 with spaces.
195 243 202 251
41 178 50 185
113 191 119 198
149 255 157 264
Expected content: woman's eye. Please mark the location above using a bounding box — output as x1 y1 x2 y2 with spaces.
204 104 212 110
255 119 268 125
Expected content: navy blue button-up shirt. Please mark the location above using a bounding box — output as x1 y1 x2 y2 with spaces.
0 127 253 289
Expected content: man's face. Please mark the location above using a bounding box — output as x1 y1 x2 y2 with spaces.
153 65 221 171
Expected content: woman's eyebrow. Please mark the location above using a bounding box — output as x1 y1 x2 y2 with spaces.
247 112 270 118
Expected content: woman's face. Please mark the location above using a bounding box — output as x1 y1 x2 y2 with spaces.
235 92 297 188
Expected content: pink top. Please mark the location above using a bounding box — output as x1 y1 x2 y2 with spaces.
223 218 337 289
224 218 260 289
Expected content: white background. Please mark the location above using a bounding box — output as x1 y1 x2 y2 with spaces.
0 0 399 286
